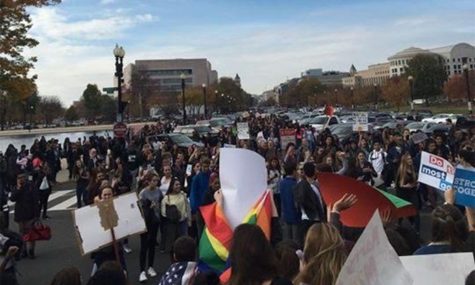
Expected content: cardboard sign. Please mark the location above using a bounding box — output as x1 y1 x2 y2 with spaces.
400 253 474 285
73 192 146 255
336 211 413 285
352 112 369 132
220 148 267 229
454 166 475 207
418 151 455 191
186 164 193 176
237 122 250 140
279 128 296 150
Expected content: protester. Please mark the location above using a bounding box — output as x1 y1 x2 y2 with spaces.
294 223 347 285
228 224 293 285
10 173 39 259
138 173 163 282
49 267 82 285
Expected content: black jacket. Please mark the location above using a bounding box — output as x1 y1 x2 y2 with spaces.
294 179 326 222
10 182 40 222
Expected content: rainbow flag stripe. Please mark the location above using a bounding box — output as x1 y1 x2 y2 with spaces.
198 190 273 275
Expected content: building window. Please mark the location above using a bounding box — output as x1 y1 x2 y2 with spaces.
471 64 474 69
400 67 404 72
454 65 457 69
458 65 461 69
447 59 450 63
469 58 472 62
458 58 461 62
453 58 455 62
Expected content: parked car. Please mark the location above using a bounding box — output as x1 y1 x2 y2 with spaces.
173 125 219 138
422 123 451 135
309 115 341 131
406 122 427 133
148 133 204 150
422 114 459 124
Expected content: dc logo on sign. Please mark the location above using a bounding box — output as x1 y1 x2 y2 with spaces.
439 181 452 191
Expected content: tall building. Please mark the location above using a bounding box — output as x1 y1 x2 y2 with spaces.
124 58 218 93
342 63 390 88
387 42 475 77
302 68 349 86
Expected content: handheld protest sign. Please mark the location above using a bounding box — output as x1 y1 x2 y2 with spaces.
219 148 267 229
454 166 475 208
336 211 413 285
317 172 416 227
72 192 146 255
417 151 455 191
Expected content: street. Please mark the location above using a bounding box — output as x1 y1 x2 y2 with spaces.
10 192 172 285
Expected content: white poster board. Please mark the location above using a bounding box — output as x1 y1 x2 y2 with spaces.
352 112 369 132
237 122 250 140
418 151 455 191
220 148 267 229
336 211 413 285
73 192 146 255
279 128 296 150
400 253 474 285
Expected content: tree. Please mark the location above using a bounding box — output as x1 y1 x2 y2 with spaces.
37 96 64 124
128 68 156 118
81 84 102 119
405 54 447 105
444 72 475 102
381 77 410 111
0 0 61 102
64 105 79 122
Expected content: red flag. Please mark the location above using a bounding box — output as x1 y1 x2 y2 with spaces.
317 173 416 227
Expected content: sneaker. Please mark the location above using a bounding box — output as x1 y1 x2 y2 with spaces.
123 245 132 254
139 271 148 283
147 267 157 277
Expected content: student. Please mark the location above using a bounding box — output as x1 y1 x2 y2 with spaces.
228 224 293 285
294 223 347 285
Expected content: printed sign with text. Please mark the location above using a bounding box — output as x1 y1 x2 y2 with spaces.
418 151 455 191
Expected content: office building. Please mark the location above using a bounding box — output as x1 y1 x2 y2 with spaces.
124 58 218 93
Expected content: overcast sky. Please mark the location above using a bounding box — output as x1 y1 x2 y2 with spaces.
26 0 475 106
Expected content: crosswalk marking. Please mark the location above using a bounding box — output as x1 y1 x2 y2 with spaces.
8 190 77 213
49 196 77 211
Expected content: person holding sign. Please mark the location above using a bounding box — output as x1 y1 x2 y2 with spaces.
91 186 126 275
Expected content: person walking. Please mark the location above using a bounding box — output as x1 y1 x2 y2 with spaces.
138 173 163 283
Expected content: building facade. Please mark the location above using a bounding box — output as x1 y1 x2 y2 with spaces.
302 68 349 86
342 62 390 88
387 42 475 77
124 58 218 93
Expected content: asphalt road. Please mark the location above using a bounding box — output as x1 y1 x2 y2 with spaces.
9 191 172 285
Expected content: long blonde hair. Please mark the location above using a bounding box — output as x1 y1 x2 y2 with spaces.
294 223 347 285
396 153 416 186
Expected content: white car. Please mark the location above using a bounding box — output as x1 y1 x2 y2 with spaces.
309 115 341 131
422 114 459 124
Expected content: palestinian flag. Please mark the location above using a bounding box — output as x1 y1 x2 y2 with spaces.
198 190 273 277
317 173 416 228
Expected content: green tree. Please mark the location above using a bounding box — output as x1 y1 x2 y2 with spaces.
81 84 102 119
65 105 79 122
128 68 155 118
99 94 116 122
405 54 447 105
37 96 64 124
0 0 61 102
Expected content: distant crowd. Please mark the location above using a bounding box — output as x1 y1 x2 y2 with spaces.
1 112 475 285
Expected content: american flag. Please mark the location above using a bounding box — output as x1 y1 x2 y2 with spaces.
158 261 198 285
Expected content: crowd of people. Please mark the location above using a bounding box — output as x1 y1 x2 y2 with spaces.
0 112 475 285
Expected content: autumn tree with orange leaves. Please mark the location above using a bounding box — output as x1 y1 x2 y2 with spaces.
381 76 410 111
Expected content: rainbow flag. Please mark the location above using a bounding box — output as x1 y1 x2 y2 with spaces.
198 190 273 275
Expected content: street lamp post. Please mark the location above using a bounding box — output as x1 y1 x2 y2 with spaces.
202 83 207 118
214 90 218 115
463 64 472 115
0 91 6 131
350 86 354 109
334 88 338 106
181 73 187 124
373 83 378 111
113 44 125 123
408 75 414 111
